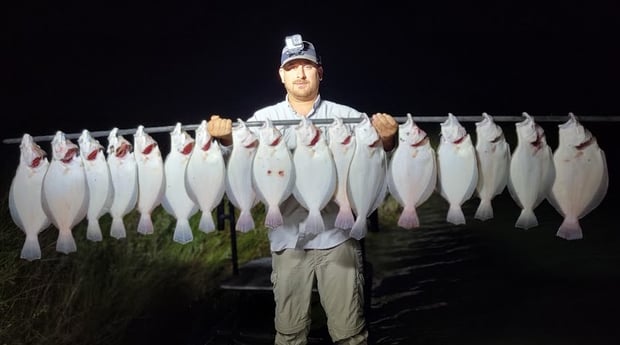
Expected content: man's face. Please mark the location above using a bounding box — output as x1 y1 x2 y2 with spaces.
279 60 323 101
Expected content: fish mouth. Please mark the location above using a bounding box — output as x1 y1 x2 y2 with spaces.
340 135 352 145
61 148 78 163
270 136 282 146
116 143 131 158
201 140 211 151
575 136 594 150
181 142 194 155
307 129 320 146
142 143 156 155
411 135 429 147
244 139 258 148
452 135 466 144
87 149 99 161
30 157 43 168
369 138 381 147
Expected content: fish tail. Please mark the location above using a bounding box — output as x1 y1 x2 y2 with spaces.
110 217 127 239
173 218 194 244
303 210 325 235
198 211 216 234
349 218 367 240
86 219 103 242
474 200 494 221
264 206 283 229
397 206 420 229
556 217 583 240
56 230 77 254
137 213 154 235
515 209 538 229
21 235 42 261
446 205 466 225
236 210 255 232
334 207 355 230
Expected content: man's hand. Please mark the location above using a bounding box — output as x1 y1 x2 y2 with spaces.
371 113 398 151
207 115 233 146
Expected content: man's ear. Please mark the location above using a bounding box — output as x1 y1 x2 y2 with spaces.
279 68 286 83
318 66 324 81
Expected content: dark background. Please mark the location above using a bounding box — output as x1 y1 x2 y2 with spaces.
3 1 620 142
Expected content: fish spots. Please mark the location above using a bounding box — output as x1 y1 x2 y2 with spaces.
265 169 286 177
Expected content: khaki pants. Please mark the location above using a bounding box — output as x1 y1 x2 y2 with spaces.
271 239 368 345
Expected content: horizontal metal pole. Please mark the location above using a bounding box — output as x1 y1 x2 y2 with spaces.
3 114 620 145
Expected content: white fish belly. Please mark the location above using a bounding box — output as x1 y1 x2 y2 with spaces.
83 157 114 220
508 147 554 210
42 161 89 231
226 147 257 211
293 144 336 211
437 143 478 205
388 144 437 209
476 141 510 200
186 148 226 212
108 157 138 217
136 155 165 214
252 146 294 207
348 148 386 217
9 165 50 237
550 146 607 219
163 155 198 219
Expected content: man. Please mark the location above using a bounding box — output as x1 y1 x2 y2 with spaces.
208 33 397 345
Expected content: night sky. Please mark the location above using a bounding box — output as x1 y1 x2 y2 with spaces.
4 1 620 142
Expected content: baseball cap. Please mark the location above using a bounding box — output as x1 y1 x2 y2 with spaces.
280 34 321 67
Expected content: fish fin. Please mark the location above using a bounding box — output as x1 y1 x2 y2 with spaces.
515 209 538 229
173 218 194 244
21 235 42 261
198 211 216 234
264 206 283 229
446 205 466 225
303 210 325 235
334 207 355 230
86 220 103 242
110 217 127 239
236 210 255 232
556 217 583 240
397 206 420 229
56 230 77 254
349 218 367 240
474 200 494 221
137 214 154 235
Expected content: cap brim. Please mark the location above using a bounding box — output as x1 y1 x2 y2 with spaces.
280 56 319 67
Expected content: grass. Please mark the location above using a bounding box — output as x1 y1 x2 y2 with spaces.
0 193 270 345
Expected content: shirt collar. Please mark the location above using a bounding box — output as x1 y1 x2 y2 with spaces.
285 94 322 118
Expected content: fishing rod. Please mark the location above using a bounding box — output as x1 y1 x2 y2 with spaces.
3 112 620 145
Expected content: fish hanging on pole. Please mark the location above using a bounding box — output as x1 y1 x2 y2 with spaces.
473 113 510 221
548 113 608 240
162 123 198 244
42 131 89 254
507 113 555 230
78 129 114 241
387 113 437 229
185 119 226 234
9 134 51 261
107 127 139 239
133 125 165 235
436 113 478 225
